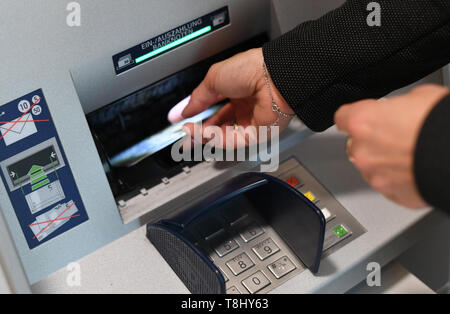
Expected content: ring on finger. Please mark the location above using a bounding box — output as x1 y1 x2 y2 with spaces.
346 137 355 163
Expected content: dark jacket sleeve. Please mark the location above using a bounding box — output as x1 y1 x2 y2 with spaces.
263 0 450 132
414 94 450 213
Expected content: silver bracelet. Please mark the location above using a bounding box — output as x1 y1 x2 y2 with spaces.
262 60 296 126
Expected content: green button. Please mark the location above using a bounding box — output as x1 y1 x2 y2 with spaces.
333 225 348 238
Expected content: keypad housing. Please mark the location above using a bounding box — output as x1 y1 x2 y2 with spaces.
189 158 366 294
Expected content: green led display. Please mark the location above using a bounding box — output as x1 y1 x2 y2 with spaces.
135 25 213 64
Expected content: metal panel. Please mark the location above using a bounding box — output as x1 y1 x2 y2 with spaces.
0 0 269 286
0 264 12 294
70 0 270 114
270 0 345 36
0 209 30 293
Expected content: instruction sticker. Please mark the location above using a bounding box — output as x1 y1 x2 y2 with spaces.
0 89 89 249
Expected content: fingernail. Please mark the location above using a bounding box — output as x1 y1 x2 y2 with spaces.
175 95 192 119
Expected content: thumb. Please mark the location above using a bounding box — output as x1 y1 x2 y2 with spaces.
334 99 377 133
334 104 354 134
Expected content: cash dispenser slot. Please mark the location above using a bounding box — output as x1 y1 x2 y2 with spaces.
147 172 326 294
86 34 268 203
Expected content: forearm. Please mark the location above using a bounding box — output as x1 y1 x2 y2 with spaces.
263 0 450 131
414 93 450 213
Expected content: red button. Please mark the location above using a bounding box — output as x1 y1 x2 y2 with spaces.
285 176 299 187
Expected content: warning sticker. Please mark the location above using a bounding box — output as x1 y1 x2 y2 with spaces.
0 89 89 249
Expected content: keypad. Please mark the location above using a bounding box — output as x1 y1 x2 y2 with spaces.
213 237 239 258
252 238 280 260
226 253 255 276
226 286 241 294
194 158 362 294
197 209 306 295
242 271 271 294
200 202 354 294
201 214 303 294
267 256 297 279
239 222 264 242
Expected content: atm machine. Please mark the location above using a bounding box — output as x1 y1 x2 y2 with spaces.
0 0 449 294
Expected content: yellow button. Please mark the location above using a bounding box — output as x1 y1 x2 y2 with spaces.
304 191 316 202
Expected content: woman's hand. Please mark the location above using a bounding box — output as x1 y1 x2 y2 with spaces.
335 84 450 208
181 48 294 148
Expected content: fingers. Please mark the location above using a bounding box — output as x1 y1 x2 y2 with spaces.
182 122 245 149
182 65 225 118
334 104 353 134
346 137 355 163
168 96 191 123
335 93 436 209
182 48 264 119
183 102 234 141
203 102 235 127
334 99 376 134
183 110 258 150
335 99 377 176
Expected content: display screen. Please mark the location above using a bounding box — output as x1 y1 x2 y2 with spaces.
113 7 230 75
